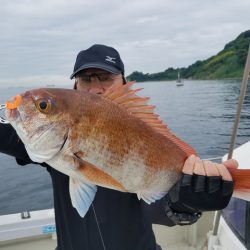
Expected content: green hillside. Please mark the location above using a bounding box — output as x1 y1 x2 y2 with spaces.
127 30 250 81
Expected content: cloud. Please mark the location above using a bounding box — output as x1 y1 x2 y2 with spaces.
0 0 250 86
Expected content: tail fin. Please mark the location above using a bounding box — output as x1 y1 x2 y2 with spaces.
229 169 250 190
229 169 250 201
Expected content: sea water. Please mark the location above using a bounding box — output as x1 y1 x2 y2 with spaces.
0 80 249 215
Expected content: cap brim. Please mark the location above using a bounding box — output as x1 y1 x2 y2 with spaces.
70 63 121 79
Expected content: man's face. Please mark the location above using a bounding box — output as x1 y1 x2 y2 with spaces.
75 68 123 95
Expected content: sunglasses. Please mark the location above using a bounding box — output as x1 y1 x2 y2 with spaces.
77 73 120 82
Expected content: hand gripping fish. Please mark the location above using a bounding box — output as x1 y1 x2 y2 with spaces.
3 82 250 217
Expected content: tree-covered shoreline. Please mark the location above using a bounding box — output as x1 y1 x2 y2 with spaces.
127 30 250 82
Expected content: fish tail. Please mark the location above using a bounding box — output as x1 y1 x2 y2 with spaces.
229 169 250 201
230 169 250 189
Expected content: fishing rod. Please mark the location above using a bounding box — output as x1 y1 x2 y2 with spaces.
212 44 250 236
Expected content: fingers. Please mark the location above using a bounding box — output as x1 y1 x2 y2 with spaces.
218 159 238 181
193 158 206 175
222 159 239 169
203 160 220 177
182 154 196 174
182 155 234 181
178 156 234 211
216 164 233 181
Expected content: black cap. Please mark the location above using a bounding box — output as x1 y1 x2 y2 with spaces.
70 44 125 79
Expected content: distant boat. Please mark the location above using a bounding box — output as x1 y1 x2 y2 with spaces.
176 73 184 86
176 83 184 87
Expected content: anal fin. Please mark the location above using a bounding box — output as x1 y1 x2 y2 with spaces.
137 190 167 204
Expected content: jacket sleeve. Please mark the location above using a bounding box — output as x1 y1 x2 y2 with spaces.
0 123 33 165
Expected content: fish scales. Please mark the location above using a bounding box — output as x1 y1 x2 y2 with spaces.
5 84 197 217
68 91 187 191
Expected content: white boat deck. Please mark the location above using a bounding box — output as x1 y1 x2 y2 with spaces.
0 212 213 250
0 231 207 250
0 235 56 250
0 237 206 250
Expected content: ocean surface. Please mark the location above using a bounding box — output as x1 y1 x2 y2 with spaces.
0 80 249 215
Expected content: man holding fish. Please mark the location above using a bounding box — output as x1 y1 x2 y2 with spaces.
0 44 242 250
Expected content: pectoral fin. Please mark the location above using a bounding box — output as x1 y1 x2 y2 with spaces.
69 177 97 217
74 152 126 191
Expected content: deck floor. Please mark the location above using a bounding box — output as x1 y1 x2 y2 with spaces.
1 213 213 250
0 238 207 250
0 236 56 250
0 232 207 250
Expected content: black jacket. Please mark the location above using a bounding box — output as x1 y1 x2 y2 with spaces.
0 124 175 250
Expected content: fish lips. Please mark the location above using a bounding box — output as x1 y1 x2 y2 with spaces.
5 108 20 122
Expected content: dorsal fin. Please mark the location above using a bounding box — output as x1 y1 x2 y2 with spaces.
103 82 197 156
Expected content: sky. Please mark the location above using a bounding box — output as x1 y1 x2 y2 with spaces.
0 0 250 87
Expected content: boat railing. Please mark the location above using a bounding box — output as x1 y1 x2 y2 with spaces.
0 208 55 242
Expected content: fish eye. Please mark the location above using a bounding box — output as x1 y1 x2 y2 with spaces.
36 99 51 113
39 101 47 110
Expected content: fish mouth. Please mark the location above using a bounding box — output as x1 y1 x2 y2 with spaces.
5 107 21 123
8 109 19 120
0 104 21 124
2 94 23 123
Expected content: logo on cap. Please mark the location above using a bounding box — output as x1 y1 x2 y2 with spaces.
105 56 116 64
